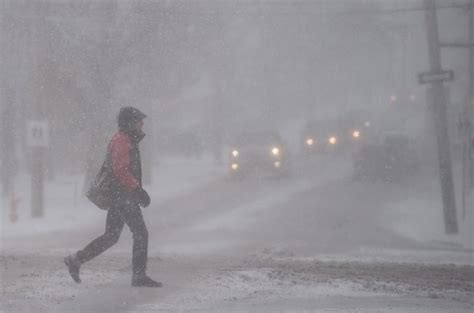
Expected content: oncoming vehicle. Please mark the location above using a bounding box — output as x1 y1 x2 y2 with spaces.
352 133 421 182
228 130 290 178
302 120 342 155
302 117 367 156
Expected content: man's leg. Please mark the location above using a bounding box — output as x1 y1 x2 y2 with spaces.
120 204 161 287
119 204 148 275
76 208 124 263
65 208 124 283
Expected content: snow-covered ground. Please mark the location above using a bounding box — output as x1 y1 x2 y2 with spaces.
133 254 473 313
0 155 225 241
1 156 473 313
388 184 474 253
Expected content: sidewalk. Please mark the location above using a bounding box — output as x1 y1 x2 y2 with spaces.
385 178 474 253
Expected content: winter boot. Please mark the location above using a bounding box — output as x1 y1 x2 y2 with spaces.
131 273 162 287
64 253 81 284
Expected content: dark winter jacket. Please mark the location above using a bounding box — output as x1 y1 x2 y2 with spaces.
87 106 147 210
87 130 145 210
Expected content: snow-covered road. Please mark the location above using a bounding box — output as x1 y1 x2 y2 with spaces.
1 156 473 312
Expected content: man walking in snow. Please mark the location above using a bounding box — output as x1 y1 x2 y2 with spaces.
64 106 161 287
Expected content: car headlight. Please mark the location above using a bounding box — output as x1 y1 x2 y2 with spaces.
231 163 239 170
272 147 280 155
306 138 314 146
274 161 281 168
232 150 239 157
352 130 361 139
329 136 337 145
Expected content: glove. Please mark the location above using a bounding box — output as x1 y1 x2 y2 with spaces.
135 188 151 208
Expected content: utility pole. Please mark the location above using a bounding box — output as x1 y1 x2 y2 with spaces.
439 0 474 221
1 2 17 198
30 2 46 218
468 0 474 199
422 0 458 234
1 90 15 197
459 0 474 220
1 1 10 197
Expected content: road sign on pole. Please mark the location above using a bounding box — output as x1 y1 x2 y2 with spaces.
26 120 48 218
26 120 49 147
418 70 454 85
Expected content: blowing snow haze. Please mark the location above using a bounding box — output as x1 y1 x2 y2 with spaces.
0 0 438 172
0 1 473 312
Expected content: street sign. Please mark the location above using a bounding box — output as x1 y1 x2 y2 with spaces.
418 70 454 84
26 120 49 147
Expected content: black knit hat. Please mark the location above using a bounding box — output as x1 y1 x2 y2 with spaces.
117 107 147 131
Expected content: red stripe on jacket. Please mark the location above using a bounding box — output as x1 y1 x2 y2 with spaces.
109 131 139 192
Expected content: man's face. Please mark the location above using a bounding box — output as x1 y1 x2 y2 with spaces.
134 119 144 132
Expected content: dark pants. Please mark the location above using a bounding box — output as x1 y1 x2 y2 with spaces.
76 204 148 275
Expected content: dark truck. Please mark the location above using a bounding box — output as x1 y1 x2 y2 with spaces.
352 133 421 182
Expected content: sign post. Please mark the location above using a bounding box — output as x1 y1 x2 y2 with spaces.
418 70 454 85
27 120 49 218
